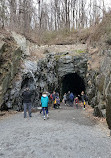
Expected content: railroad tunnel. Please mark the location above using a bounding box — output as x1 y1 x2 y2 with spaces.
61 73 85 97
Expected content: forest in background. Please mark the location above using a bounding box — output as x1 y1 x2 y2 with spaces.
0 0 111 45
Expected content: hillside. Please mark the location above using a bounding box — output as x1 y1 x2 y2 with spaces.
35 12 111 48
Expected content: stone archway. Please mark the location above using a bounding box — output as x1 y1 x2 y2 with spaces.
61 73 85 97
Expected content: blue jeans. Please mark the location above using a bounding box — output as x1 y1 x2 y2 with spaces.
23 103 32 118
42 107 48 116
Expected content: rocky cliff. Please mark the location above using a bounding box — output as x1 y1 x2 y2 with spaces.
87 48 111 129
1 31 111 129
0 32 22 109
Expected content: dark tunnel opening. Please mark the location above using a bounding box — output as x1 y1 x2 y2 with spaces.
61 73 85 97
21 77 35 90
21 77 30 89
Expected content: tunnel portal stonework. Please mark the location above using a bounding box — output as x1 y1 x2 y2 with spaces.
5 52 88 109
27 52 88 106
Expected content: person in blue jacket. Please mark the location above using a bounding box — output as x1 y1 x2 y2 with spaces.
69 92 74 107
41 92 49 120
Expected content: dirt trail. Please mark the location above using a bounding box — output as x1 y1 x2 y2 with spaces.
0 105 111 158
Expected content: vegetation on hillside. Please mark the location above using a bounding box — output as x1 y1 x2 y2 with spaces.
38 11 111 46
0 0 111 45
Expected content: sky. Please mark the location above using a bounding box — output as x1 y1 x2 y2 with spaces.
102 0 111 8
33 0 111 15
45 0 111 7
37 0 111 11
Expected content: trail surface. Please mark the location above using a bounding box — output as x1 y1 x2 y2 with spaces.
0 105 111 158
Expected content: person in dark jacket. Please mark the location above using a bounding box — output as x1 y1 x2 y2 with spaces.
22 87 33 118
81 91 88 103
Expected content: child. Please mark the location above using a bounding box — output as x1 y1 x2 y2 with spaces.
41 92 49 120
54 98 57 109
75 97 79 109
56 96 60 108
63 93 67 105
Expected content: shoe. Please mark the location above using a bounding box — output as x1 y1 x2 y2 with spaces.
44 116 46 120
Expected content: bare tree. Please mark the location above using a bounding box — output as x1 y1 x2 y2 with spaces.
0 0 109 37
0 0 7 28
8 0 17 30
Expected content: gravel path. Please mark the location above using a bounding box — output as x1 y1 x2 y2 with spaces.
0 105 111 158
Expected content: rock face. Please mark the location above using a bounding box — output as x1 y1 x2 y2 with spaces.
0 32 38 110
98 54 111 129
21 52 88 107
0 34 22 110
86 48 111 129
1 31 111 129
0 32 88 111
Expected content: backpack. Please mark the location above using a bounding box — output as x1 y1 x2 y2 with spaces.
54 99 56 104
50 94 53 100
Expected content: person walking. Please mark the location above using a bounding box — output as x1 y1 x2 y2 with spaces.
69 92 74 107
22 87 33 118
74 97 79 109
66 91 70 105
41 92 49 120
63 93 67 105
53 97 57 109
81 91 88 109
81 91 85 104
56 96 60 108
52 91 56 109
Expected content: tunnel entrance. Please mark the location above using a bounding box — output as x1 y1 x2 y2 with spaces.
61 73 85 97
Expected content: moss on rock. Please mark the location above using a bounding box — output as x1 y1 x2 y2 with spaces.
0 35 22 108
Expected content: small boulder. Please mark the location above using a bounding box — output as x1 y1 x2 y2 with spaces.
93 106 103 117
